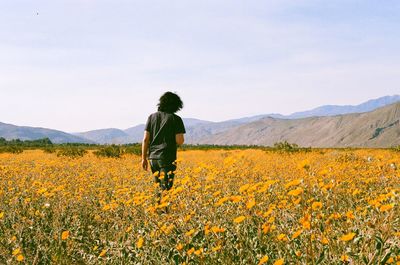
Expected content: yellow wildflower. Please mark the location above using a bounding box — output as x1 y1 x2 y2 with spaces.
234 216 246 223
340 232 356 242
258 255 269 265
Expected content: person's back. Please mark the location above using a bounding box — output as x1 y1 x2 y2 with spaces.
145 111 185 163
141 92 185 193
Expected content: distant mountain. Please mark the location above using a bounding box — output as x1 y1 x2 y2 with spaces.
77 119 213 144
287 95 400 119
182 118 212 127
3 95 398 146
184 95 400 142
75 128 129 144
0 122 92 144
74 95 400 145
124 124 146 143
195 102 400 147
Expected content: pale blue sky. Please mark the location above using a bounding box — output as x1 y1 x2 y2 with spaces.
1 0 399 132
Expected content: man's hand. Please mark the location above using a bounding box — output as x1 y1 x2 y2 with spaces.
142 131 150 171
141 158 148 171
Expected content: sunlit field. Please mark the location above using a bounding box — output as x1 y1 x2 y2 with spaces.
0 149 399 264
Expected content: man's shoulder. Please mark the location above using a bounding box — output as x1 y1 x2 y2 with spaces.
172 113 183 120
148 112 162 119
149 112 183 123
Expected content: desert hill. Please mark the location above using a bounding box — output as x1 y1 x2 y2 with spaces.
0 122 92 144
194 102 400 147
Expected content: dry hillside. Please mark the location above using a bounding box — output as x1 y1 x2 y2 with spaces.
196 102 400 147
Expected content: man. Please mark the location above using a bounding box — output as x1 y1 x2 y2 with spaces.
141 92 185 192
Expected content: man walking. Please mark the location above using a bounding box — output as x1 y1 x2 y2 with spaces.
141 92 185 193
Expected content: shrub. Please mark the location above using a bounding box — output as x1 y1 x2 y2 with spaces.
93 145 123 158
57 147 87 158
273 141 301 152
42 147 56 154
123 145 142 156
0 146 23 154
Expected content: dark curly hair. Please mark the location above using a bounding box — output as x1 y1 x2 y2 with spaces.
157 92 183 113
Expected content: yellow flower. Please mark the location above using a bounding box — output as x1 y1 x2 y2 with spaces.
312 202 323 210
0 212 4 219
302 221 310 230
380 204 394 212
298 159 310 170
187 247 195 255
233 216 246 224
285 179 302 189
288 188 303 196
239 184 250 193
16 255 24 262
213 191 221 197
184 214 192 222
277 234 288 241
61 231 70 240
300 214 311 230
230 195 242 203
194 248 203 256
215 197 229 206
340 232 356 242
137 237 144 248
293 197 302 205
292 229 303 239
211 226 226 233
262 223 270 234
185 229 196 237
341 255 349 262
176 243 183 251
258 255 269 265
99 249 107 257
12 248 21 256
345 211 355 219
212 245 222 252
246 198 256 209
273 258 284 265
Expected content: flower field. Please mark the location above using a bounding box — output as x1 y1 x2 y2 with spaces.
0 149 399 264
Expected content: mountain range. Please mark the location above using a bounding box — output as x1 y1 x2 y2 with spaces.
198 101 400 147
1 95 399 147
0 122 92 144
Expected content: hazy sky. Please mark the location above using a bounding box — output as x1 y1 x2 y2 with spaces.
1 0 399 132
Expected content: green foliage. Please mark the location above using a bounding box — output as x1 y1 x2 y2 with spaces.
57 147 87 158
93 145 123 158
392 145 400 152
0 137 53 148
93 144 142 158
0 146 24 154
273 141 299 151
179 144 267 151
42 146 56 154
123 144 142 156
272 141 310 153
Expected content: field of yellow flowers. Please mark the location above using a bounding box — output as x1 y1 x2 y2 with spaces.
0 149 399 264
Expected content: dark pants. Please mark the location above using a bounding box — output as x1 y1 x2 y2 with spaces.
150 160 177 191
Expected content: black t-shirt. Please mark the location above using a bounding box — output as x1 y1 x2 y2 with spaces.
145 111 185 162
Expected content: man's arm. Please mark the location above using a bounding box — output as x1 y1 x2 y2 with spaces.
141 131 150 170
176 133 184 146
